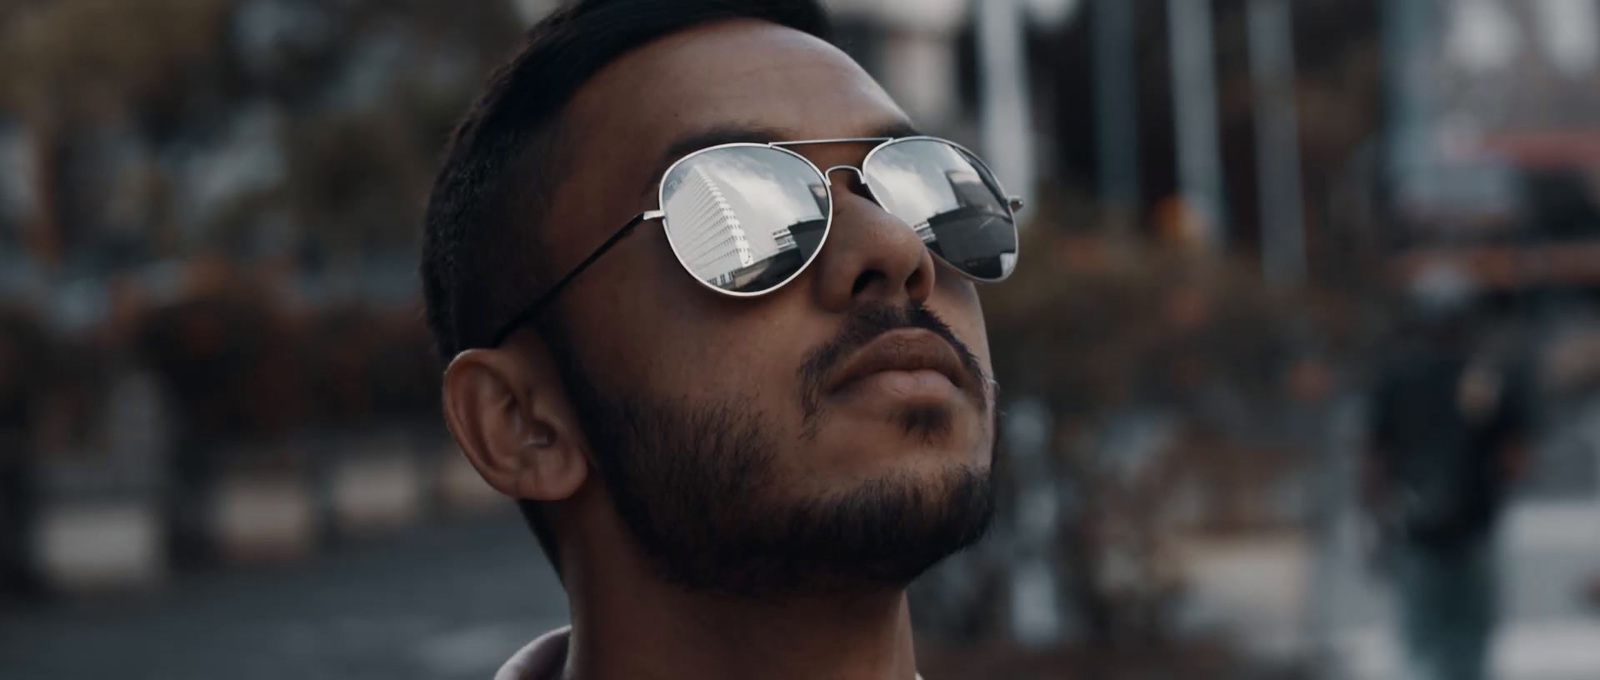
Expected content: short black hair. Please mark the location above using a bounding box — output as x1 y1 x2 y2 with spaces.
420 0 834 573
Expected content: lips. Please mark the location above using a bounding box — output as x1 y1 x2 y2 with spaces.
824 328 971 398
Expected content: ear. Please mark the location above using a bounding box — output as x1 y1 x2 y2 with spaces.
441 338 588 504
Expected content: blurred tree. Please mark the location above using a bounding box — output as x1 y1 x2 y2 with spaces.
0 0 522 269
285 112 430 265
979 223 1368 654
0 0 229 122
0 0 229 266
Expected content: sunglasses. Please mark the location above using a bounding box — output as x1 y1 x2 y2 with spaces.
491 136 1022 347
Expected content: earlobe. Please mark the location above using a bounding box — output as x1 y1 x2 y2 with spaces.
441 346 588 504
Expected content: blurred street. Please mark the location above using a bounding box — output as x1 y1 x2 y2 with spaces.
1 431 1597 679
4 495 1597 679
1322 398 1600 680
1176 493 1600 680
0 510 569 680
1327 500 1600 680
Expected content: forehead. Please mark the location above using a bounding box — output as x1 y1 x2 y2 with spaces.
562 20 909 165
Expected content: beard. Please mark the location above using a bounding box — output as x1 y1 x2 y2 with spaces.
550 305 996 599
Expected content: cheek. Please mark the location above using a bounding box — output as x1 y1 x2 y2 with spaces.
655 338 783 399
675 308 819 405
575 282 816 413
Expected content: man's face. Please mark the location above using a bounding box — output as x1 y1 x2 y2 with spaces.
540 20 996 595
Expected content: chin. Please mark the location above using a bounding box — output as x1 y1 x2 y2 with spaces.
809 405 993 482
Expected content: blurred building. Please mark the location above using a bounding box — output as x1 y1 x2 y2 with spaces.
1380 0 1600 520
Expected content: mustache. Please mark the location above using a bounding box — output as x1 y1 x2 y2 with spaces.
798 301 989 424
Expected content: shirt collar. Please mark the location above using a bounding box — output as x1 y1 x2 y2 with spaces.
496 627 922 680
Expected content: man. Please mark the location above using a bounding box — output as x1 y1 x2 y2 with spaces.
420 1 1021 678
1366 280 1532 680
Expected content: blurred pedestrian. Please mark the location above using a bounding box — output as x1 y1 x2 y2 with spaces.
0 309 47 599
421 1 1020 678
1365 271 1532 680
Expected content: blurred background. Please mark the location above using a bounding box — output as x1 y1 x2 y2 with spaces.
2 0 1600 678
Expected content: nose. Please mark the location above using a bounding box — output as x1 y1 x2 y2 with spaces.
809 168 937 311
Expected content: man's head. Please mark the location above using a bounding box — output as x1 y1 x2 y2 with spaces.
425 0 999 598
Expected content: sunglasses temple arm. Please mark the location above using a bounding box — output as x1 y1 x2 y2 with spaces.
489 210 665 347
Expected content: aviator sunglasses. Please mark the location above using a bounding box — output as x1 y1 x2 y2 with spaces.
491 136 1022 346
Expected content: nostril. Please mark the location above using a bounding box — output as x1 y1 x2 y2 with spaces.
904 264 928 294
848 180 877 203
851 270 882 297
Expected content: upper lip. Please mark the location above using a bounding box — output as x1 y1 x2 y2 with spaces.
825 328 970 396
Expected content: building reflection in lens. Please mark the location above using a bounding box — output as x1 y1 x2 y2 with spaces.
867 140 1017 281
662 149 829 293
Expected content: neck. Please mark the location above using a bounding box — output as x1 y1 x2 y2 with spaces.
565 572 919 680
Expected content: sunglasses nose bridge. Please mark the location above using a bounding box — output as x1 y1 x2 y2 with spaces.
821 164 882 207
822 164 865 185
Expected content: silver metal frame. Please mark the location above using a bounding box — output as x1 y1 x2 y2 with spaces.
646 136 1022 297
490 136 1023 347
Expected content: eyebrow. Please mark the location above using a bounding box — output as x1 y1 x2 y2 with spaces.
641 120 924 198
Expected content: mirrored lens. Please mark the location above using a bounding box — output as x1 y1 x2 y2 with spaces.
863 139 1018 281
660 146 831 294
